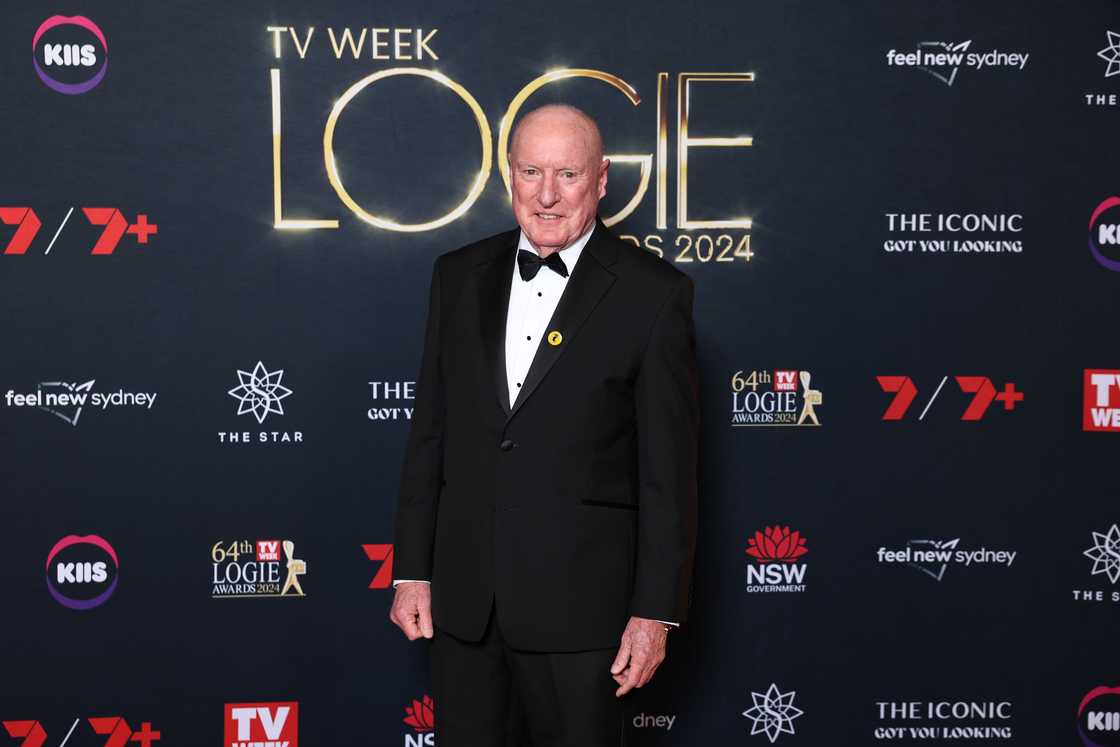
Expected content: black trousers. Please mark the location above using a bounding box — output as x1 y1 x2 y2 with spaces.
431 602 626 747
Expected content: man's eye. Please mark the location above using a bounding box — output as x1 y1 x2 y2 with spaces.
562 171 575 178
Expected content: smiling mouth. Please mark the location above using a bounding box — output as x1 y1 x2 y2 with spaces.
536 213 563 221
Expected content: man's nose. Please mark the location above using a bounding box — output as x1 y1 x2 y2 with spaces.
537 175 559 208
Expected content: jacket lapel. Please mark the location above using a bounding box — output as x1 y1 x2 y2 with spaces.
477 233 518 417
508 219 618 420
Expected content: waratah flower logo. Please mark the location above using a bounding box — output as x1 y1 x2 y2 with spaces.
403 695 435 732
746 526 808 563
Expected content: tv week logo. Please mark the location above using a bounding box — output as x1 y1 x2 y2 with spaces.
1084 370 1120 431
224 703 297 747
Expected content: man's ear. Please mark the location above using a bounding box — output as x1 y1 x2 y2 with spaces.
598 157 610 198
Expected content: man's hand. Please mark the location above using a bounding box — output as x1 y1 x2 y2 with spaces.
609 616 668 696
389 582 434 640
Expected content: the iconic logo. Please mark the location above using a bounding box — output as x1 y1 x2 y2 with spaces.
1079 687 1120 747
886 41 1029 87
745 526 807 593
1085 525 1120 584
1090 198 1120 271
877 539 1016 582
3 717 160 746
212 540 307 598
877 376 1023 421
229 362 293 423
4 380 157 426
367 380 414 422
403 695 435 747
33 16 108 94
0 207 156 255
224 702 297 747
1100 32 1120 78
45 535 118 610
731 370 822 426
875 701 1013 740
742 684 803 743
363 544 394 589
1085 370 1120 431
883 212 1023 255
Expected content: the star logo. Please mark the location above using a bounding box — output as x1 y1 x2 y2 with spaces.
1084 524 1120 584
1098 31 1120 78
907 538 961 581
742 684 803 743
228 361 292 424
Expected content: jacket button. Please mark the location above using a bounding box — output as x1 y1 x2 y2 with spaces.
499 439 515 451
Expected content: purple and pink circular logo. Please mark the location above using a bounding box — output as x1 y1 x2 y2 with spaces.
1089 197 1120 272
32 16 108 95
45 534 118 610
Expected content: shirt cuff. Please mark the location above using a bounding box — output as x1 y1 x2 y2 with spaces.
654 619 679 627
392 579 431 587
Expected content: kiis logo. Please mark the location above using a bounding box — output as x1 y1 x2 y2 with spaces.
224 702 297 747
402 695 435 747
4 717 160 746
1079 687 1120 747
45 535 118 610
211 540 307 598
1085 370 1120 431
731 370 823 427
1090 198 1120 272
745 526 807 593
33 16 108 94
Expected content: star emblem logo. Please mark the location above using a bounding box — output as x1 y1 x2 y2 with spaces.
1098 31 1120 78
228 361 293 424
1084 524 1120 584
742 683 803 743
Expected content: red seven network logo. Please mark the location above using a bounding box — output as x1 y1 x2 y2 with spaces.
3 717 160 746
877 375 1023 421
224 702 297 747
362 544 394 588
0 207 156 255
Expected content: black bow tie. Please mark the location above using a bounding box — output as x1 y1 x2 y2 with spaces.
517 249 569 281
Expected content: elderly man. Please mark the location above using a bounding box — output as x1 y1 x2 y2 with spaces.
390 104 698 746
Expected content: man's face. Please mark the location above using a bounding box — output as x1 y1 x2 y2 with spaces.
509 115 608 255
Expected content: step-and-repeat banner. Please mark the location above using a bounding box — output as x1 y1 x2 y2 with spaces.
1 1 1117 745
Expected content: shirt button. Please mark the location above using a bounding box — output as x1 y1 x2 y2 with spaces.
526 335 531 340
537 292 542 297
499 439 515 451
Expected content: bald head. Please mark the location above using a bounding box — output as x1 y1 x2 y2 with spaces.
509 104 603 164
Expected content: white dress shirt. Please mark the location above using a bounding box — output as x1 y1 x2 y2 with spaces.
394 223 677 628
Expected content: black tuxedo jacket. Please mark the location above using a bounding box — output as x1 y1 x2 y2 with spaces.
393 218 698 652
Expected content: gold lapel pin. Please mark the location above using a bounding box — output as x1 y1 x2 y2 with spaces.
547 330 563 346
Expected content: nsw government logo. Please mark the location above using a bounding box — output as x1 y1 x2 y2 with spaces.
877 539 1016 581
1079 687 1120 747
402 695 434 746
211 540 307 598
33 16 108 94
746 526 807 593
220 361 303 444
46 534 118 610
731 369 822 426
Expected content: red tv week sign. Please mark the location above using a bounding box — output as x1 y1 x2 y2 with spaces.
1085 369 1120 431
224 702 297 747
